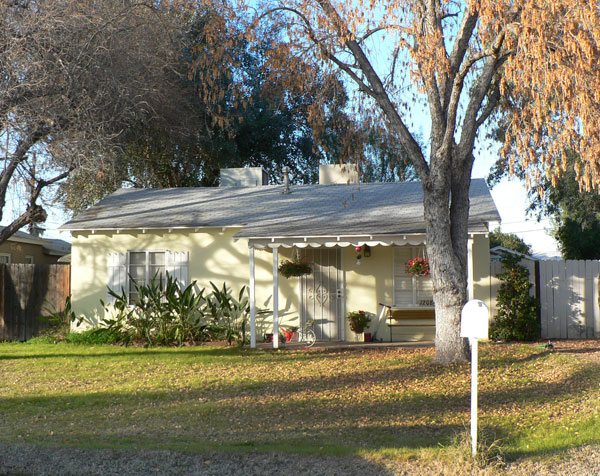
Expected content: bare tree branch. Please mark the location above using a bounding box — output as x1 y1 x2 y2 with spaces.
0 0 192 243
315 0 429 179
442 8 479 109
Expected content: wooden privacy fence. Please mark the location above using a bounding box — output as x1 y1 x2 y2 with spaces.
491 259 600 340
0 264 71 341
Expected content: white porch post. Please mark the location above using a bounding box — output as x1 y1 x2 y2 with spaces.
272 246 279 349
249 244 256 349
467 235 474 301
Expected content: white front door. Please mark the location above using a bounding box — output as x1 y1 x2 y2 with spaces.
300 248 343 341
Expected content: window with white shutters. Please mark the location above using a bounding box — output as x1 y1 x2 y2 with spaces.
393 246 434 307
106 250 189 305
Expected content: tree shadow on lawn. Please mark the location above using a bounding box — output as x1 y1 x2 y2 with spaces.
478 341 600 368
0 384 474 454
1 345 592 412
179 351 591 408
479 349 555 368
1 361 596 459
555 346 600 356
260 346 434 362
222 422 475 452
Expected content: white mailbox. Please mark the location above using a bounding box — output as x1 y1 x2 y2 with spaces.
460 299 489 340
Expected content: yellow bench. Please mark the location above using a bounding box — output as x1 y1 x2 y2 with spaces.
387 308 435 342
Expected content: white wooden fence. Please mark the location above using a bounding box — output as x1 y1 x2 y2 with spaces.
538 260 600 339
491 259 600 340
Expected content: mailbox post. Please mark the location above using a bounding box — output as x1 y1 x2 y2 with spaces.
460 299 489 456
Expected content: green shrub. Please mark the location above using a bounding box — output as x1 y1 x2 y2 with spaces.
65 328 122 345
103 273 208 346
204 282 249 345
491 255 540 341
103 275 248 347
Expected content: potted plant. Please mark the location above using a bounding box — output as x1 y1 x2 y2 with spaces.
406 257 430 277
346 310 371 340
278 255 312 278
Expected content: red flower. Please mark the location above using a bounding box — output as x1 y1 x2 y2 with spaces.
406 257 430 276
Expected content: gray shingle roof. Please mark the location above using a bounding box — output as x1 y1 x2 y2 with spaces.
60 179 499 237
1 227 71 255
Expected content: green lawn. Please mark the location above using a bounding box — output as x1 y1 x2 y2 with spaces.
0 340 599 463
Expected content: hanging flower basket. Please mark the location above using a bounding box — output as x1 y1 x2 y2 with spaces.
278 255 312 278
406 257 430 277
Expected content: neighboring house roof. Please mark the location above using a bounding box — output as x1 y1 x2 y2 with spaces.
490 246 535 261
43 238 72 256
60 179 500 237
2 227 71 256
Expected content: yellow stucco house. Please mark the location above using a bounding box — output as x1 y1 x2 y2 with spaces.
60 165 499 347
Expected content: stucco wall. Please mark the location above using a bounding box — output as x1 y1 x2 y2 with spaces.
70 228 299 334
0 240 60 264
342 245 394 341
70 229 492 340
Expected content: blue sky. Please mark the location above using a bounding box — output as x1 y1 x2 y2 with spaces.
472 146 559 258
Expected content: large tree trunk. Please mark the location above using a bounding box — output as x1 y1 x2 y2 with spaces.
423 165 471 363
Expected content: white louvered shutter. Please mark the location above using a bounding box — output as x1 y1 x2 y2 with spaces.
107 252 127 304
416 273 434 305
393 247 414 305
166 251 189 289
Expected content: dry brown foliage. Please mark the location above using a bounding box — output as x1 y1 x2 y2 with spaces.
245 0 600 190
